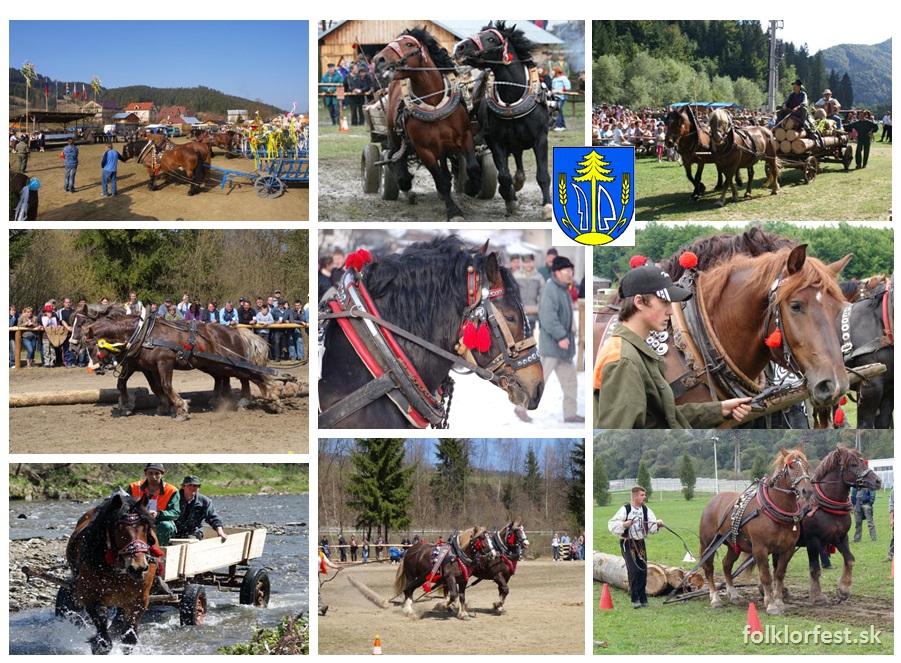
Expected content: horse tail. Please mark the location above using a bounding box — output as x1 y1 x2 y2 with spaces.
237 328 270 367
393 556 407 595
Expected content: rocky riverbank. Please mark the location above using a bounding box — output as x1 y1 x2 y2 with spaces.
9 537 70 612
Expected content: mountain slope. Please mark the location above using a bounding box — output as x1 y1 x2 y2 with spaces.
820 39 891 107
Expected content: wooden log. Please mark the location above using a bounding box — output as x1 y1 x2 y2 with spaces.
779 139 792 154
592 551 669 596
786 129 800 141
784 117 798 130
10 387 150 407
774 127 786 141
791 136 844 154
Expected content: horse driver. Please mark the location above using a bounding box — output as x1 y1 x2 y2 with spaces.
593 265 753 429
776 78 821 144
128 463 180 546
174 475 228 543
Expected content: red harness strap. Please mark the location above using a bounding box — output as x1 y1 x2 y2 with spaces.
882 289 894 345
812 483 853 515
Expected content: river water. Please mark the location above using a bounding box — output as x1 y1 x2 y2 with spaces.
9 493 309 655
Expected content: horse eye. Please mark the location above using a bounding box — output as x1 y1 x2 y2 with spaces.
505 314 516 323
789 301 804 313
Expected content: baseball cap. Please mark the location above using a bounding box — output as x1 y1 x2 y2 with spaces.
620 266 692 303
181 475 201 486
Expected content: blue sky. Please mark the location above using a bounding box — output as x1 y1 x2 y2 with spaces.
10 20 309 113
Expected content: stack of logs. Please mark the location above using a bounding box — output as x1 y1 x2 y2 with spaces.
593 551 705 596
775 117 844 155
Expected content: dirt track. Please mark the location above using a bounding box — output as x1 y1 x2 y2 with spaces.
8 362 309 454
318 559 585 654
11 141 309 221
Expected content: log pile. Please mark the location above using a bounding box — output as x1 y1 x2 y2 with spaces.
592 551 705 596
775 117 844 155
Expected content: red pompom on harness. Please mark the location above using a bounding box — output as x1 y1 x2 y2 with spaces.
764 328 783 348
344 248 373 272
629 255 650 269
679 252 699 269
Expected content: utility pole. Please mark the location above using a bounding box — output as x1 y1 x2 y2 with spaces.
711 436 720 494
767 20 784 113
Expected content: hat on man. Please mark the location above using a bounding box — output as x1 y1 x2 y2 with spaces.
164 297 173 303
621 265 692 303
546 247 559 257
181 475 201 486
327 63 336 68
792 79 803 87
523 253 535 261
823 89 832 95
550 256 575 272
144 463 165 473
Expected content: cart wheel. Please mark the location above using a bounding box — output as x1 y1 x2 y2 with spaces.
55 585 80 618
179 584 207 626
254 175 285 198
843 145 854 171
477 151 498 200
379 149 399 201
361 143 380 194
803 156 818 184
239 568 271 607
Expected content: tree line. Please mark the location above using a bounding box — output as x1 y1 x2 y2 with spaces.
593 222 894 285
9 230 309 311
318 438 585 542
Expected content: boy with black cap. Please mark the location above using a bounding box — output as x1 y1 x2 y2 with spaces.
594 265 751 429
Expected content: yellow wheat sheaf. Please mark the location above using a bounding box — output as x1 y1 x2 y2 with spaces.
557 174 577 234
621 173 630 207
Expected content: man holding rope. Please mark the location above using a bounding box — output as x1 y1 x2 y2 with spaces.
608 486 662 608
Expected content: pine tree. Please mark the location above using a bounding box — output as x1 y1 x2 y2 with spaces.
431 438 470 517
678 453 696 501
637 460 652 501
573 151 615 233
749 453 769 482
346 438 414 541
522 445 543 506
594 456 610 506
566 441 585 528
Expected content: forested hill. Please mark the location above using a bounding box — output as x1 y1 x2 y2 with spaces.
820 39 892 108
9 69 286 118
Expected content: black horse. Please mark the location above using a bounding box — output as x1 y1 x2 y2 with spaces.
842 279 894 428
453 21 552 219
800 447 882 603
393 527 488 620
319 236 544 428
470 518 530 614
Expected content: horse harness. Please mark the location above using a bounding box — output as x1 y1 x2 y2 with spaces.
319 254 539 428
712 120 767 161
808 457 876 517
103 510 163 571
487 525 527 575
425 532 483 588
137 136 173 173
839 281 894 360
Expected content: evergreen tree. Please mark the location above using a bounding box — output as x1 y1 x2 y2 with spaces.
749 453 769 482
346 438 414 541
501 481 515 512
637 460 653 501
431 438 470 516
594 456 610 506
678 453 696 501
522 446 543 507
839 72 854 108
566 440 585 528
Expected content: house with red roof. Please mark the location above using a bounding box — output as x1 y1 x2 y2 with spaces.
124 102 159 124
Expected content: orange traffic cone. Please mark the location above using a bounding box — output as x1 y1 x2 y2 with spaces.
340 116 350 133
746 602 763 635
598 583 614 610
372 635 382 655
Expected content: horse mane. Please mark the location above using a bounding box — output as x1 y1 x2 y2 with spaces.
86 302 128 320
813 446 864 481
773 445 808 470
709 107 731 133
364 235 520 353
702 245 843 312
402 26 456 71
78 492 154 567
486 21 537 64
660 226 798 281
839 280 860 301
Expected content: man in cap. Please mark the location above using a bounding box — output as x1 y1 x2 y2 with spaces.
594 265 752 429
174 476 228 542
814 89 842 129
777 79 819 141
321 63 344 126
128 463 180 546
537 254 584 423
538 247 558 281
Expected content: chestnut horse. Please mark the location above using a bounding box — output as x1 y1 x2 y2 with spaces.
122 137 206 195
372 26 482 221
800 447 882 603
708 108 781 207
66 492 159 654
663 105 738 200
699 445 813 615
469 519 530 614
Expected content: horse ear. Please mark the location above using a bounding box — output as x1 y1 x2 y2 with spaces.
826 253 853 277
785 244 808 275
79 303 89 315
475 240 489 254
109 493 124 510
486 252 503 287
139 493 150 509
795 443 804 453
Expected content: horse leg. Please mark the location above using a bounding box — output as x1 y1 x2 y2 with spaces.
689 161 705 199
714 168 731 208
494 145 517 215
875 387 893 429
721 546 742 604
771 547 795 612
743 165 754 197
835 535 856 600
701 540 722 607
141 370 169 416
493 574 510 613
422 150 464 222
461 133 482 202
513 150 526 192
119 604 146 654
806 541 828 605
116 366 135 416
753 546 781 615
390 159 416 203
158 365 188 421
532 136 552 219
714 163 724 191
86 601 113 655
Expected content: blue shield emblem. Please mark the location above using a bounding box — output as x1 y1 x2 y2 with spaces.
552 146 635 245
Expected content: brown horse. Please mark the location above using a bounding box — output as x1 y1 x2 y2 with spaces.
197 130 236 158
801 446 882 604
699 445 813 615
372 26 482 221
393 527 489 620
122 137 206 196
708 108 781 207
663 105 738 200
66 491 159 654
469 519 529 614
71 304 279 420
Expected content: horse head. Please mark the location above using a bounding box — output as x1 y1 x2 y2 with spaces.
772 444 813 503
507 518 529 550
373 33 428 82
453 21 523 66
663 109 689 147
709 108 733 150
102 492 157 579
819 447 883 491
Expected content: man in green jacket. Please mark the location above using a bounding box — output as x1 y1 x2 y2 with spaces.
594 265 751 429
538 255 584 423
846 110 880 169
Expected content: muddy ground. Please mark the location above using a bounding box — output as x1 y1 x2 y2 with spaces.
8 362 309 454
318 559 585 655
11 141 309 221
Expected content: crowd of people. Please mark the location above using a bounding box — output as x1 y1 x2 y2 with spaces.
10 290 309 368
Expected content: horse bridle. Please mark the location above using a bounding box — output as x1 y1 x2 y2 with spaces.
107 511 157 567
460 29 513 65
767 457 811 496
762 272 807 378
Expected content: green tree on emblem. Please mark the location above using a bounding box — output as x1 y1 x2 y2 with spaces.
573 151 614 233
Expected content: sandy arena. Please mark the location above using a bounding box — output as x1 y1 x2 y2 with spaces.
11 141 309 221
318 559 585 655
8 361 309 454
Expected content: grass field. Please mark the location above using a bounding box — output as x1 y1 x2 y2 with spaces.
593 491 894 654
634 141 892 221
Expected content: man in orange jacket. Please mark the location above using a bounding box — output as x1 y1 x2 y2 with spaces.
128 463 180 546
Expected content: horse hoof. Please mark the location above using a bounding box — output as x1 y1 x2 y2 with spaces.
710 597 723 608
513 171 526 191
172 414 188 422
448 215 465 223
461 614 472 621
837 587 851 601
727 591 742 604
505 200 519 215
812 594 830 606
542 204 552 220
766 604 783 616
771 190 779 195
714 201 724 208
90 637 112 655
